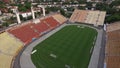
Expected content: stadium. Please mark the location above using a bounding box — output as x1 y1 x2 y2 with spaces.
0 9 106 68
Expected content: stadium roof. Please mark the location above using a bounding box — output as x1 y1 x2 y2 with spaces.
69 9 106 26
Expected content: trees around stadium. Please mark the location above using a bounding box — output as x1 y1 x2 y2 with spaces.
78 0 86 4
18 2 31 12
2 22 9 27
95 0 120 23
1 16 17 27
78 6 86 10
105 13 120 23
0 1 5 8
86 2 93 9
45 6 72 18
109 0 120 8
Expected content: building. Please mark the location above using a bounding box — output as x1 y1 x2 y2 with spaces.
0 10 2 15
2 0 14 3
87 0 103 2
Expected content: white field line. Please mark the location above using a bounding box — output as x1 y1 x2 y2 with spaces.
31 50 37 54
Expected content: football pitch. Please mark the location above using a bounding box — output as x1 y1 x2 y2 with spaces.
31 25 98 68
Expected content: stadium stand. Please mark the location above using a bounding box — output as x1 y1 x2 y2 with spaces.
107 22 120 32
97 11 106 25
33 21 50 35
77 10 88 23
106 56 120 68
52 14 67 24
42 17 60 28
0 32 23 55
0 32 23 68
0 53 13 68
8 14 67 44
85 10 99 24
0 14 67 68
8 23 39 44
69 9 106 26
106 22 120 68
69 9 87 23
89 11 99 25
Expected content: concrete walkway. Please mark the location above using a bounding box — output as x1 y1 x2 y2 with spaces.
97 31 106 68
88 29 104 68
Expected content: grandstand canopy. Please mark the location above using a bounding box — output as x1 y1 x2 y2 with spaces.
106 22 120 68
107 22 120 32
69 9 106 26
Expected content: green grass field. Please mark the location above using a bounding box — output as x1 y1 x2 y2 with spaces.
31 25 97 68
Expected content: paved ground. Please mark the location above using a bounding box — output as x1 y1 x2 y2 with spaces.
88 28 104 68
13 23 105 68
97 30 106 68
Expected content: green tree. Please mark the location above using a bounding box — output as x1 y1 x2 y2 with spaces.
78 0 86 4
2 22 9 27
86 2 93 9
25 2 31 9
60 9 65 16
66 7 74 11
105 13 120 23
109 0 120 8
96 3 108 10
17 2 31 12
0 1 5 8
78 6 86 10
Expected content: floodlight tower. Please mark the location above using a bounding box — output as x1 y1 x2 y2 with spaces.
38 5 46 16
15 8 21 24
31 6 35 19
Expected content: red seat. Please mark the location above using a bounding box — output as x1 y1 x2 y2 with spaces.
8 23 39 44
42 17 60 28
33 22 50 35
8 16 61 45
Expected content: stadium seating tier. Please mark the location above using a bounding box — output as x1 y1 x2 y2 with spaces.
69 9 106 26
0 14 67 68
0 32 23 68
106 22 120 68
52 14 67 24
8 23 39 44
0 53 13 68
